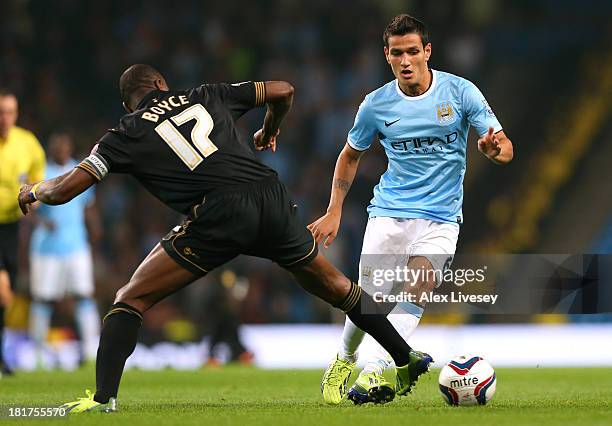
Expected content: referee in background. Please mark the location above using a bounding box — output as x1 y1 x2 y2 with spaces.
0 89 45 375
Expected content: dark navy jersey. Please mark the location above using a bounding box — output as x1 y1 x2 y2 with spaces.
78 81 275 215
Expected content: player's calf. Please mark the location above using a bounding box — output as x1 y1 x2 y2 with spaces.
289 253 412 372
94 302 143 404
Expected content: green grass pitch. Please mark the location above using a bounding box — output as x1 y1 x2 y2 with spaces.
1 366 611 425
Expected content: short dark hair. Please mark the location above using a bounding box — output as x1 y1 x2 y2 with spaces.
119 64 165 106
0 88 17 98
48 131 73 143
383 14 429 47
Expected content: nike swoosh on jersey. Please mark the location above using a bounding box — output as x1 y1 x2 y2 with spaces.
384 119 401 127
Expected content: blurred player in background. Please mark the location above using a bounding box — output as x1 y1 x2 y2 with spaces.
29 133 101 367
311 14 513 405
0 89 46 376
205 270 253 366
18 65 427 412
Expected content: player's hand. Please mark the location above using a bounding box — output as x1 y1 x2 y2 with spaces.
253 128 279 152
478 127 501 159
308 211 341 248
18 184 37 215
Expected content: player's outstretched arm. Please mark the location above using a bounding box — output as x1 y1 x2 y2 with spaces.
308 143 365 248
253 81 294 152
18 168 97 215
478 127 514 165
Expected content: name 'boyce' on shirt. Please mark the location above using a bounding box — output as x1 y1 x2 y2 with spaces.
142 95 190 123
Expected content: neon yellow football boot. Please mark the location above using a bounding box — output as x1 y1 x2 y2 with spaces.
60 389 117 413
321 355 356 405
395 350 434 396
347 371 395 405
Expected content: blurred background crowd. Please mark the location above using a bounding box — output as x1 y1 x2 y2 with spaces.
1 0 611 351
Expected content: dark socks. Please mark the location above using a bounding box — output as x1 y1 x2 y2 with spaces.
94 302 142 404
338 282 411 367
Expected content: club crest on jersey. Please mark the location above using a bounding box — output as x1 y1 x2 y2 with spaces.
481 99 496 118
435 102 456 125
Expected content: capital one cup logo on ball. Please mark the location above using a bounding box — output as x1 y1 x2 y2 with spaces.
438 355 497 406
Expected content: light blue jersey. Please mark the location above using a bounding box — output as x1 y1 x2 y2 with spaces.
348 69 502 224
30 159 94 255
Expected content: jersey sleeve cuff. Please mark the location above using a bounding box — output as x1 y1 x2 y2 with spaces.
478 125 503 137
254 81 266 106
346 138 370 152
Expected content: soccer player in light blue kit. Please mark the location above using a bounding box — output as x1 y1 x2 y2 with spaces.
29 133 102 367
311 14 513 405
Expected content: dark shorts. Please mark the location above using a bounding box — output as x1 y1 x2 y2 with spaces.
160 175 317 276
0 221 19 289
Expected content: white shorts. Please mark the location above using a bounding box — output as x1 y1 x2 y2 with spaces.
30 250 94 301
359 217 460 289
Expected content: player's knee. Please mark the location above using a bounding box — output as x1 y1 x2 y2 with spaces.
419 279 436 294
114 285 139 307
114 286 151 313
114 285 129 303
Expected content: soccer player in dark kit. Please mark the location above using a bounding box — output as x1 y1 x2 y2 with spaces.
18 65 430 412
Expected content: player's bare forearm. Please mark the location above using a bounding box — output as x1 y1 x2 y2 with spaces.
253 81 294 152
262 81 294 138
35 168 96 204
18 168 97 214
308 143 364 247
326 143 364 214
